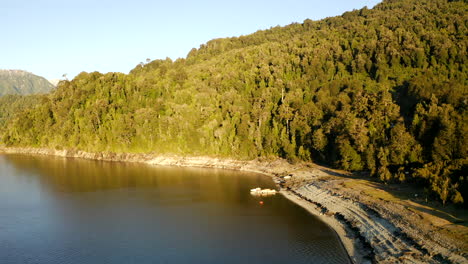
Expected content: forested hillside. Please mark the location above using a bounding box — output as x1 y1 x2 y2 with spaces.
0 70 54 96
0 94 44 128
1 0 466 205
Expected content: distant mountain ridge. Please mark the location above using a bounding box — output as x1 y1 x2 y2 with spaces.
0 70 54 96
48 79 61 86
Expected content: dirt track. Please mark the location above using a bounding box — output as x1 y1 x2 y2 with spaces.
280 166 467 264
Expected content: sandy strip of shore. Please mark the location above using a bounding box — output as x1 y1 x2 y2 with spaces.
281 191 362 263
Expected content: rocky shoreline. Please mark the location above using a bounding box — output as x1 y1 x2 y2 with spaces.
0 147 466 263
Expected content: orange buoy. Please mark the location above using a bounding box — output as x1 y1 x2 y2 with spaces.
259 201 264 205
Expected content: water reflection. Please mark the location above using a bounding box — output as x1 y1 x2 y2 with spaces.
0 154 349 264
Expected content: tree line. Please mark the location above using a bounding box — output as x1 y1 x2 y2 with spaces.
1 0 466 205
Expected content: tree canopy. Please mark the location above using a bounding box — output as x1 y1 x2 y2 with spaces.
1 0 467 205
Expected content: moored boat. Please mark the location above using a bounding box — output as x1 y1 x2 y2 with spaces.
250 187 277 196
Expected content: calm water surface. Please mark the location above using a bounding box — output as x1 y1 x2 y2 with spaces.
0 154 349 264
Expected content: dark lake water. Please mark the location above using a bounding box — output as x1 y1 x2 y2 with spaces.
0 154 349 264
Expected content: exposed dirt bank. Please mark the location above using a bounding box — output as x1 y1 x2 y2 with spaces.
0 147 466 263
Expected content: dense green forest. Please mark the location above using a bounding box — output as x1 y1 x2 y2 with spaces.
0 94 44 127
1 0 466 205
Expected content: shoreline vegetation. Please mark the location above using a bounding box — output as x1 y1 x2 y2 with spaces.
1 0 466 210
0 1 466 263
1 147 466 263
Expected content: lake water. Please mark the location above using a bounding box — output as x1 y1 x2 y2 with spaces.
0 154 349 264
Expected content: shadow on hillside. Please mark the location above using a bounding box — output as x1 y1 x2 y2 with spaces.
318 167 468 226
368 180 467 226
318 168 350 178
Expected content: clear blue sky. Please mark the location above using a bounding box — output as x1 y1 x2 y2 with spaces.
1 0 381 80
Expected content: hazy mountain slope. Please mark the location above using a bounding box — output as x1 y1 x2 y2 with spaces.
0 70 54 96
1 0 467 205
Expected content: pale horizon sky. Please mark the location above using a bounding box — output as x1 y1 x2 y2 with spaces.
1 0 381 80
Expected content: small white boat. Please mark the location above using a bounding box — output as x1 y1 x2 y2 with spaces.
250 187 261 193
250 187 277 196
